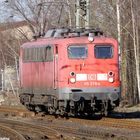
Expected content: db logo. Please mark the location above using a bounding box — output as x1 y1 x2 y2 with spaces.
88 74 96 80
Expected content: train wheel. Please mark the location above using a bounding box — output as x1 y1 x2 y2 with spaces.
102 100 109 116
25 104 35 112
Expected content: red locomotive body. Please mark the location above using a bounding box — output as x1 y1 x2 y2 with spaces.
19 29 121 116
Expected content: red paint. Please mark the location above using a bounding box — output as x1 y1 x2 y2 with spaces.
20 36 120 91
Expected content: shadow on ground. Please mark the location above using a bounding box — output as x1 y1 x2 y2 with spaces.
108 111 140 119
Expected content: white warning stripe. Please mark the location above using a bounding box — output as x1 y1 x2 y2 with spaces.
76 74 87 81
76 73 108 81
97 73 108 81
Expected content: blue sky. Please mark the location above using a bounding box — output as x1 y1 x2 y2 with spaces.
0 0 23 22
0 0 11 22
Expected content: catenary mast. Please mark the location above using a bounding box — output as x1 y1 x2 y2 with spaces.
75 0 90 29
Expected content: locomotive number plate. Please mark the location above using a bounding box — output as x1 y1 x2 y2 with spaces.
84 82 101 86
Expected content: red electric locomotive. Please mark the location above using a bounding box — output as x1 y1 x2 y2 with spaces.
19 28 121 116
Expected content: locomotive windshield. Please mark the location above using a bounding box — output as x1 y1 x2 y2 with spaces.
68 45 87 59
95 45 113 59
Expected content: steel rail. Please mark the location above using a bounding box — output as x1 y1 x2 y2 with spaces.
0 106 140 130
0 106 140 140
0 124 26 140
0 118 61 140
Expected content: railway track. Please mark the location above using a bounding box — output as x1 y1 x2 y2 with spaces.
66 117 140 130
1 106 139 131
0 106 140 140
0 119 64 140
0 124 26 140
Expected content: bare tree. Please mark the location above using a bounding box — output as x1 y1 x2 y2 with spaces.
117 0 140 104
4 0 76 36
130 0 140 103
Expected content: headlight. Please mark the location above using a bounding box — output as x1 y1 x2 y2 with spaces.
108 77 114 83
70 78 76 83
88 33 94 42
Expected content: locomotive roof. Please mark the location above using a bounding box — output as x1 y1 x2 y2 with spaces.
21 28 117 47
21 36 117 47
44 28 103 38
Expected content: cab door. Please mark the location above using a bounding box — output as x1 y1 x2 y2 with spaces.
53 45 58 89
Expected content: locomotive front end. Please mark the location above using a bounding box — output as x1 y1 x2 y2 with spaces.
58 36 121 116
